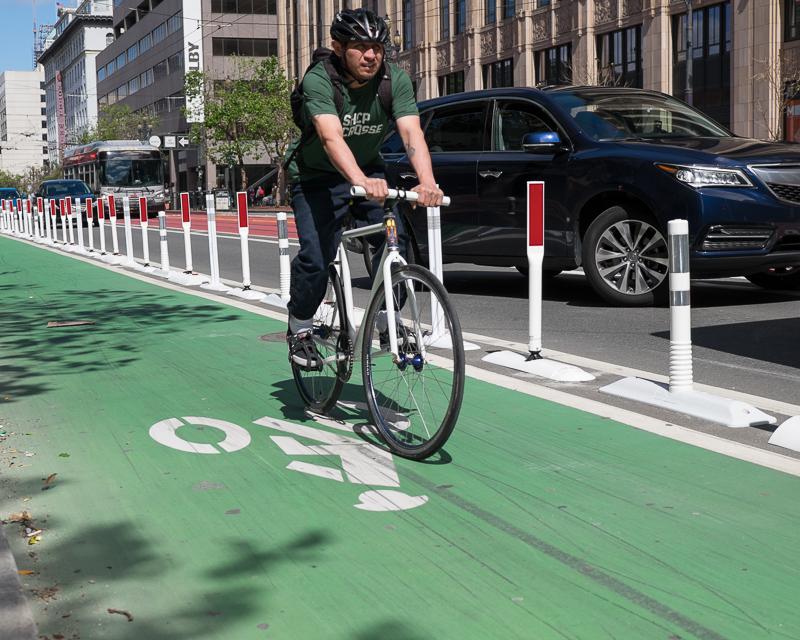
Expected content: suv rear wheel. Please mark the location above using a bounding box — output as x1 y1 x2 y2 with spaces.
582 205 669 306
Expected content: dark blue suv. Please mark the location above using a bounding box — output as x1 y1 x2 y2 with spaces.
382 86 800 305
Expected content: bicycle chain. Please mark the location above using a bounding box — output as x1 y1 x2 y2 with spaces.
336 330 354 382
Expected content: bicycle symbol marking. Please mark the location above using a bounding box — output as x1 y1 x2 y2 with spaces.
148 409 429 512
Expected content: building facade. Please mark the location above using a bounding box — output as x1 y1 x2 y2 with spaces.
96 0 280 193
286 1 794 142
0 68 48 175
38 0 113 164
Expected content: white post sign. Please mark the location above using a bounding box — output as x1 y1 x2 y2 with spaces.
183 0 204 123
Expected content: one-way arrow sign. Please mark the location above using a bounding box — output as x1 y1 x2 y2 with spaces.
178 136 190 148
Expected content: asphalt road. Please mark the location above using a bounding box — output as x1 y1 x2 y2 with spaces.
75 221 800 452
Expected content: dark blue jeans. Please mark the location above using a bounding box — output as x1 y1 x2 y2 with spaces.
288 171 408 322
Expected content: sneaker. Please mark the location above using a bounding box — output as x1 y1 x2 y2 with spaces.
287 330 323 371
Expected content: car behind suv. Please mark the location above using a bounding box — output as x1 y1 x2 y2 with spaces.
382 86 800 305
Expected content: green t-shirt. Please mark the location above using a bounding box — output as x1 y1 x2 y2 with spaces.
285 61 418 184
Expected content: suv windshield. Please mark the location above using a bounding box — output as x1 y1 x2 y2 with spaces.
42 181 91 197
551 90 731 141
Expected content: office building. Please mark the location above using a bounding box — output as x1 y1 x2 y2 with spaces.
0 68 48 175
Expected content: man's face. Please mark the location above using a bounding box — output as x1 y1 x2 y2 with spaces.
333 40 384 83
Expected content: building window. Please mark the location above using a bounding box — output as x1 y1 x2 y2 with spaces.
403 0 414 50
152 23 167 44
672 2 731 128
153 59 168 80
211 37 278 57
455 0 466 34
538 0 550 7
483 57 514 88
167 51 183 73
116 52 126 70
98 66 106 81
211 0 276 12
167 11 182 34
502 0 515 19
438 70 465 95
127 42 138 62
786 0 800 41
440 0 450 40
486 0 496 24
535 44 571 85
140 32 152 53
597 25 642 87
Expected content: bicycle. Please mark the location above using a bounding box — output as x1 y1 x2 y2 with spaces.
290 186 465 460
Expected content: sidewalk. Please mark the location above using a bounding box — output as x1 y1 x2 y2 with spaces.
1 235 800 639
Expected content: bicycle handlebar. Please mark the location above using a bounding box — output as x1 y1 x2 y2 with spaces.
350 186 451 207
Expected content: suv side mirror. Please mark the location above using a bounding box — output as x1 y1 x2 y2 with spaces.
522 131 563 152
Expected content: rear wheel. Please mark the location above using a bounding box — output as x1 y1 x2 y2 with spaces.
746 266 800 290
291 267 349 414
582 205 669 306
361 264 465 460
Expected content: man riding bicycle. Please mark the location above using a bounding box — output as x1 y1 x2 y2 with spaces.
284 8 443 370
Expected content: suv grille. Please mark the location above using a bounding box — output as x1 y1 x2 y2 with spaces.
749 164 800 203
701 225 774 251
767 183 800 204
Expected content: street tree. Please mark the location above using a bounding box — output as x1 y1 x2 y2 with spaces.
75 104 159 143
754 51 800 141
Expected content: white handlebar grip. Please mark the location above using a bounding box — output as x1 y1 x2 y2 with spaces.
349 185 450 206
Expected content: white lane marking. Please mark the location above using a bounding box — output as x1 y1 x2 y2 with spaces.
14 233 800 476
149 416 251 454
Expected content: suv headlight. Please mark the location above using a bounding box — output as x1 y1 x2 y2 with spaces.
656 164 753 188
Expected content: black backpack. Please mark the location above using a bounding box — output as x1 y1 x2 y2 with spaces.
284 48 394 168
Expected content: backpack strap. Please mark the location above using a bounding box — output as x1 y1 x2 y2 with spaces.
377 63 393 121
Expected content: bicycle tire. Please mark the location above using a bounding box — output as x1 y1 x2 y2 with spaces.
361 263 465 460
291 266 349 414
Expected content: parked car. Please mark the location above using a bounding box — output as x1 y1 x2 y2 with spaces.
35 179 93 223
381 86 800 305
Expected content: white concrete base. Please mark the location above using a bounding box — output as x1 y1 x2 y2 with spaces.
168 271 208 287
200 281 232 293
100 253 123 265
262 293 289 309
72 247 90 257
425 332 480 351
482 349 595 382
768 416 800 452
228 287 268 302
132 263 157 274
600 377 776 428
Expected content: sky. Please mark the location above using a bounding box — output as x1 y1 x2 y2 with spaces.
0 0 72 73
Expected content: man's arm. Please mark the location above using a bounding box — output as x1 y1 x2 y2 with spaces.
312 114 388 200
396 115 443 207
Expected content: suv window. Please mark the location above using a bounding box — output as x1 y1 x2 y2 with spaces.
493 100 559 151
425 104 486 153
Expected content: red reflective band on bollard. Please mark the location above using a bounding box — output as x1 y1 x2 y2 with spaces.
139 197 147 223
527 182 544 247
25 199 31 213
108 194 116 215
180 193 191 223
237 192 248 228
96 198 104 219
50 199 56 217
64 198 71 216
85 198 93 219
37 197 43 213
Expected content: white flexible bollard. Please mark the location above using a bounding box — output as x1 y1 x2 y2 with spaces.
49 199 58 244
1 199 6 232
668 219 693 392
85 197 95 252
74 197 86 254
16 198 23 236
97 197 107 255
108 194 120 256
482 181 591 380
30 199 39 240
65 198 75 246
600 219 775 427
158 210 171 277
200 193 230 292
135 196 155 273
24 199 31 237
121 196 135 266
58 199 68 245
228 191 266 301
277 210 291 302
44 198 53 243
168 192 206 285
36 197 44 241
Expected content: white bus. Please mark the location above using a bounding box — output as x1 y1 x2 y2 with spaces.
63 140 167 214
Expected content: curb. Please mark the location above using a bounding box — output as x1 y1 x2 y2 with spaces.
0 525 38 639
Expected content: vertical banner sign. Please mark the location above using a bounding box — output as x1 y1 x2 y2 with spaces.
55 71 66 163
183 0 204 123
526 181 545 356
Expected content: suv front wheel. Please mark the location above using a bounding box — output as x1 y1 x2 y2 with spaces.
582 205 669 306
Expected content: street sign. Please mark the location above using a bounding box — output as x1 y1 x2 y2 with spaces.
164 135 177 149
149 135 161 147
178 136 190 148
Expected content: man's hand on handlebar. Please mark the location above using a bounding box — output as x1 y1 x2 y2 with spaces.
353 177 389 202
411 183 444 208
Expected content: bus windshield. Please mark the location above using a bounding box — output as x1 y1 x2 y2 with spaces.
101 154 163 187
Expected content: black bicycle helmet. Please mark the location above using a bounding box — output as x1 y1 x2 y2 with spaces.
330 8 391 47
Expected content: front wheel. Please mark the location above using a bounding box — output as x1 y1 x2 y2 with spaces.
361 264 465 460
746 266 800 290
582 205 669 306
291 267 349 414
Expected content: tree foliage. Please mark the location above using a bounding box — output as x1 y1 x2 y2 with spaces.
184 56 297 200
75 104 159 144
0 163 61 194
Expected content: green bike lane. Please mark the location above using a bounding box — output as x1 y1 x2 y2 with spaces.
0 237 798 640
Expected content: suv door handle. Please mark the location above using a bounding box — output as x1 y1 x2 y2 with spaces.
399 172 417 180
479 170 503 179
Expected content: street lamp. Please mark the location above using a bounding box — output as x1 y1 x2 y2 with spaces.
384 15 402 61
